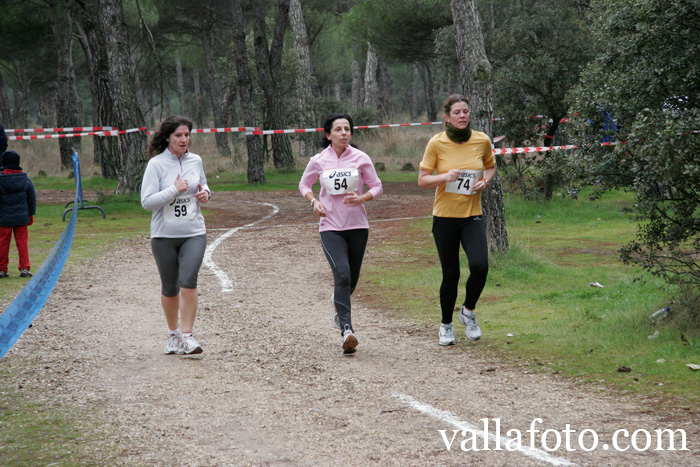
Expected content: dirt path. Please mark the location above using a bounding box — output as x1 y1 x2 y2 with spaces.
3 188 698 466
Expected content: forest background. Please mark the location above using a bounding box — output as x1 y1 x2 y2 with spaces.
0 0 699 324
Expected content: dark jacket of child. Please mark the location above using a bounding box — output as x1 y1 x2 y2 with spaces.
0 151 36 227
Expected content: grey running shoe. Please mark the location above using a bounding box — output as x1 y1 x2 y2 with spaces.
342 325 357 354
178 334 203 355
439 323 456 346
19 269 32 277
458 307 482 341
331 294 340 329
164 334 180 354
0 271 8 278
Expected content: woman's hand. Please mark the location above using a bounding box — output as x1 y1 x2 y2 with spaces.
312 199 327 217
195 184 209 203
174 173 188 193
343 192 367 207
443 169 462 183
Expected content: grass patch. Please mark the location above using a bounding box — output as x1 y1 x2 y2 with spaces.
363 189 700 407
0 368 115 465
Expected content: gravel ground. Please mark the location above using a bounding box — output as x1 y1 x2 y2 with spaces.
2 189 698 466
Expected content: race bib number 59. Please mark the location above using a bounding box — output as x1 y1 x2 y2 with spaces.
445 169 483 195
164 195 196 222
322 168 359 195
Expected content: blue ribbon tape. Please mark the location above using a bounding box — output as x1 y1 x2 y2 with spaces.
0 153 81 360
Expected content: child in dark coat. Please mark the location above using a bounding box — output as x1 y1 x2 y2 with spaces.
0 150 36 278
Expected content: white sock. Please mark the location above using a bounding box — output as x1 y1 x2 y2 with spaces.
169 328 180 336
182 332 192 338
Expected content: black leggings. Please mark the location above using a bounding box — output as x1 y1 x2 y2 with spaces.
320 229 369 334
432 216 489 324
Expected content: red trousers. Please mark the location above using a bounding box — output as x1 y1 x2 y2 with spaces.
0 225 30 272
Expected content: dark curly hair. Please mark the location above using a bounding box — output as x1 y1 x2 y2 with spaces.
147 115 193 158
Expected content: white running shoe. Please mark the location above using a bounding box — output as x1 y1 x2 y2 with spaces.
164 334 180 354
342 325 358 354
178 334 203 355
458 307 482 341
331 294 340 329
439 323 456 346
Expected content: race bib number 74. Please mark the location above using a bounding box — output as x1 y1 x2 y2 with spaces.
164 195 196 222
322 168 359 195
445 169 483 195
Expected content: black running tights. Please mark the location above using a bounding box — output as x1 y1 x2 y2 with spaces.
432 216 489 324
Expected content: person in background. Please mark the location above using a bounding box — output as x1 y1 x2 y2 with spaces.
141 115 211 355
299 113 383 354
418 94 496 346
0 150 36 278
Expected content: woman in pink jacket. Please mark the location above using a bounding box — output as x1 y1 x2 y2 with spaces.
299 114 383 354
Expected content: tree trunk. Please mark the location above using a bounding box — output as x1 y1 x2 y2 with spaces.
543 117 561 200
410 63 420 121
231 0 265 183
48 0 83 168
193 69 203 127
420 61 437 122
451 0 508 253
75 4 121 177
13 73 30 133
377 55 392 120
199 14 231 157
99 0 148 194
363 42 379 113
252 0 294 169
175 58 187 115
351 58 362 111
288 0 316 157
0 74 11 126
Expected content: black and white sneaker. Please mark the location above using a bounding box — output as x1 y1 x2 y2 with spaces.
19 269 32 278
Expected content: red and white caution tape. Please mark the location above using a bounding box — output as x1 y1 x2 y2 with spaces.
246 121 443 135
193 127 258 134
6 126 118 133
493 144 579 155
9 127 146 141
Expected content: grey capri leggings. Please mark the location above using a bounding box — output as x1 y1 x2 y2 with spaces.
151 234 207 297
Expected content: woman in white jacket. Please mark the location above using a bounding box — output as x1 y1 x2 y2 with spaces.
141 115 211 355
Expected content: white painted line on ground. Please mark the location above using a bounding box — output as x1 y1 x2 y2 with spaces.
203 202 279 292
392 393 576 467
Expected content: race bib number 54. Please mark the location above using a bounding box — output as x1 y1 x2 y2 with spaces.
164 195 196 222
445 169 483 195
322 168 359 195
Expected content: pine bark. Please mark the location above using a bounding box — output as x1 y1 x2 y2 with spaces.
252 0 294 169
175 58 187 115
451 0 508 253
99 0 148 194
231 0 265 183
0 74 11 126
288 0 316 157
420 61 437 122
199 14 231 157
75 3 121 177
363 43 379 111
48 0 82 168
351 59 362 111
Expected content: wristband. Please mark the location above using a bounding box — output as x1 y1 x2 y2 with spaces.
310 198 316 207
481 178 489 186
